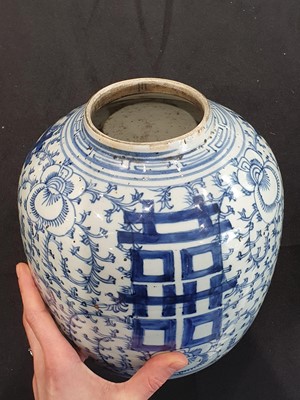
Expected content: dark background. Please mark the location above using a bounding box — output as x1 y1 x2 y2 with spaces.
1 1 299 399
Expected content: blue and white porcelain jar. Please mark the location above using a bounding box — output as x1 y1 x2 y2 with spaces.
18 78 283 378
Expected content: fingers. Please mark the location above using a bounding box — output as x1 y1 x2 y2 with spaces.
32 374 39 400
23 314 45 370
16 263 78 366
123 352 188 400
17 263 44 360
21 293 42 357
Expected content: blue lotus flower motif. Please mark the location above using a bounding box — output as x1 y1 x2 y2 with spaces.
27 165 86 235
237 149 281 223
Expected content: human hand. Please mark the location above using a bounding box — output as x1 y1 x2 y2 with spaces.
16 262 188 400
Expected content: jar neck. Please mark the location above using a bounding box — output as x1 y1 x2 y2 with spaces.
83 78 212 158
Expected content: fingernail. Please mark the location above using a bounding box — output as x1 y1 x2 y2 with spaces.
16 263 23 278
169 359 188 371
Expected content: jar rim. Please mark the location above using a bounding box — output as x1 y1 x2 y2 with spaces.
84 78 210 155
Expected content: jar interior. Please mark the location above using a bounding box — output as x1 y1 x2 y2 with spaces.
91 93 204 143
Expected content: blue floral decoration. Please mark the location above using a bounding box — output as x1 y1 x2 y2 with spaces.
27 165 86 235
237 148 281 223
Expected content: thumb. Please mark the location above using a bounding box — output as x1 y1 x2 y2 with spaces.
122 352 188 400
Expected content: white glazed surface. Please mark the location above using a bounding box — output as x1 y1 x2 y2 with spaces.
18 84 283 378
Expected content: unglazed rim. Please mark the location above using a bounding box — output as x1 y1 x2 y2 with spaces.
84 78 211 154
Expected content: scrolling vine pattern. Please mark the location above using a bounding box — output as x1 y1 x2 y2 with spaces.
18 103 283 377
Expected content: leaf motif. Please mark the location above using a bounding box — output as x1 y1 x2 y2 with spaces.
131 189 144 202
106 183 117 193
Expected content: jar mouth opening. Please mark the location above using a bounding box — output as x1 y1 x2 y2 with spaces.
84 78 210 153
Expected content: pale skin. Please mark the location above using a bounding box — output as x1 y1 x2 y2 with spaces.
16 262 188 400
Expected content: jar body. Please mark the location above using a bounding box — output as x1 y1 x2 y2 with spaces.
18 81 283 378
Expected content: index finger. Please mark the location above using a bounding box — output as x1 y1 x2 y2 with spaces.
16 263 71 360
